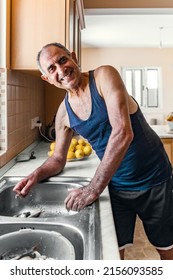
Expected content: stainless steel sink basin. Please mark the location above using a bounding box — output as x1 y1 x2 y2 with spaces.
0 222 83 259
0 177 85 217
0 176 102 260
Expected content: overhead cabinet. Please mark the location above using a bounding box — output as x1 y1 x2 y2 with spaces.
11 0 85 69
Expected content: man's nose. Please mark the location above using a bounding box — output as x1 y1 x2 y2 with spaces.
54 64 64 80
54 62 63 72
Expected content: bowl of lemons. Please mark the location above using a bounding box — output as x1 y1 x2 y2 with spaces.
48 137 93 161
166 112 173 131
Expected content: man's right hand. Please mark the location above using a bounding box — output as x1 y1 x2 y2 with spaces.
13 174 37 197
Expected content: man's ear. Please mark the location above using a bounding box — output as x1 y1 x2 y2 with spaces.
41 74 53 84
71 52 78 64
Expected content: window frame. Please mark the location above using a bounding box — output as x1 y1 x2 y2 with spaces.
121 66 162 113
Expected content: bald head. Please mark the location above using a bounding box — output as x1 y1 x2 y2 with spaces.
37 42 71 74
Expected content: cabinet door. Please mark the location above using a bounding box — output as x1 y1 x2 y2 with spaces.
161 138 173 165
11 0 66 69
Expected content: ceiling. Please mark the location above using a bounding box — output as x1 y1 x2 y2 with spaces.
81 8 173 48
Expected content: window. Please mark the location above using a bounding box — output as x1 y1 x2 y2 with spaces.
122 67 161 109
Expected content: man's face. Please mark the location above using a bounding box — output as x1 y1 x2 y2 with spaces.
40 46 81 90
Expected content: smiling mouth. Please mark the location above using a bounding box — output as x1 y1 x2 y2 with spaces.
59 69 73 82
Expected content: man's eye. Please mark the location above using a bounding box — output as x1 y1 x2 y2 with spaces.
59 57 67 64
49 66 55 73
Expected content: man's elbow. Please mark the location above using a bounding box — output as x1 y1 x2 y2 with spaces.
50 154 66 172
126 128 134 145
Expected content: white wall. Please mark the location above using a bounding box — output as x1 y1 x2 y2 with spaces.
81 47 173 124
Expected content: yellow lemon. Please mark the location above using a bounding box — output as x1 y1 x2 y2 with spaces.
68 143 75 152
76 144 84 151
71 138 78 146
67 151 76 160
75 149 84 159
48 150 54 157
85 142 91 148
83 145 92 156
78 138 85 146
50 142 55 151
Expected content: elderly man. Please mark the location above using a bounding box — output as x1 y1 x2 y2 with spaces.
13 42 173 260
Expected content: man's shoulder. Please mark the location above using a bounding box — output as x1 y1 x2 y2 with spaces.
94 65 117 76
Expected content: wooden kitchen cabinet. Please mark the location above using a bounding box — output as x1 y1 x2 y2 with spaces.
161 138 173 165
11 0 85 69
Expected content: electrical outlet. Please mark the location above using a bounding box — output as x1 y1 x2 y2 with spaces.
31 116 40 129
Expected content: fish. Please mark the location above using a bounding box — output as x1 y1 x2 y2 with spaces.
28 209 44 218
15 211 31 218
0 243 40 260
14 208 44 218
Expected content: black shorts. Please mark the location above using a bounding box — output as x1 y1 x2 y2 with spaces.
109 177 173 250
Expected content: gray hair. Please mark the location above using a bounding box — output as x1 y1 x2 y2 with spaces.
36 42 71 74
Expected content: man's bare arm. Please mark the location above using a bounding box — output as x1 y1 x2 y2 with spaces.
65 66 134 210
13 101 73 196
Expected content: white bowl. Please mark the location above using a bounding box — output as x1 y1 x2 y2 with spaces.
167 121 173 131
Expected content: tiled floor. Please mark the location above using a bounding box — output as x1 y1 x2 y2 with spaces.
124 217 160 260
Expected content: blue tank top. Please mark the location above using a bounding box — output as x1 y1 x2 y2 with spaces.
65 70 172 190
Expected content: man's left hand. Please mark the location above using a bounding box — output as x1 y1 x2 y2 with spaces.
64 184 99 211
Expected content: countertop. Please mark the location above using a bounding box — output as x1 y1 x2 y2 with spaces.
1 141 120 260
150 125 173 138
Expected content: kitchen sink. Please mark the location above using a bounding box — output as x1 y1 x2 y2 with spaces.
0 177 85 217
0 222 83 260
0 176 102 260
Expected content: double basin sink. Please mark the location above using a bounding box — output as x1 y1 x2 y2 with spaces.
0 176 102 260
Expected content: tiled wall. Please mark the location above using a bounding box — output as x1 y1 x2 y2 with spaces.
0 70 45 168
0 68 7 155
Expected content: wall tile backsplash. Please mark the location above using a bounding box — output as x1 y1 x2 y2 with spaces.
0 68 7 154
0 69 45 168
